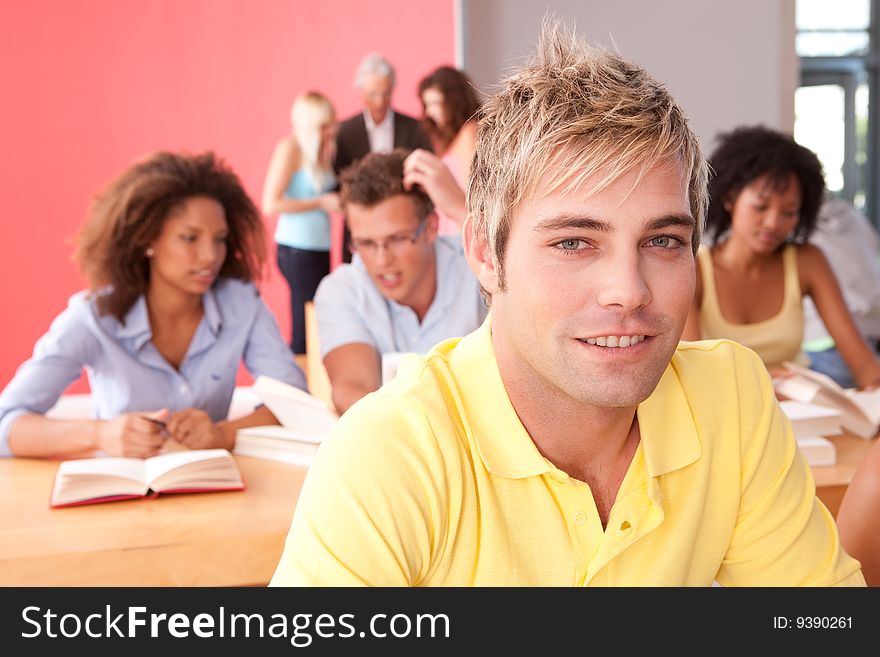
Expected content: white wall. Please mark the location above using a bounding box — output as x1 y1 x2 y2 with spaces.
461 0 797 152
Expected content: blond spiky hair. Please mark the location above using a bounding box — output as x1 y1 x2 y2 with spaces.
467 18 707 288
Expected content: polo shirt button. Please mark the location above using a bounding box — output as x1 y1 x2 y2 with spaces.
572 509 587 525
619 520 632 532
179 383 189 394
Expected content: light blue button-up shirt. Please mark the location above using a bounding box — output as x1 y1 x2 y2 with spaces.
314 235 487 358
0 277 306 456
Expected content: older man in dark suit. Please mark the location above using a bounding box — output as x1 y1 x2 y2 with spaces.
335 53 432 261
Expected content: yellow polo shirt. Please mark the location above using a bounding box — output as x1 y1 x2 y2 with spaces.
271 319 864 586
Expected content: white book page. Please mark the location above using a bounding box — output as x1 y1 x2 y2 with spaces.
254 376 333 411
53 458 149 505
233 443 316 466
779 400 843 438
848 389 880 423
774 376 822 403
795 434 837 466
142 449 231 485
57 457 146 481
779 400 841 422
253 376 337 435
235 434 321 455
782 361 846 392
236 424 325 444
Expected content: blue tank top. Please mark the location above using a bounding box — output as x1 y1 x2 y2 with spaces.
274 169 332 251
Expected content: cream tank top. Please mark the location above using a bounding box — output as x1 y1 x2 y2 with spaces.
697 244 809 368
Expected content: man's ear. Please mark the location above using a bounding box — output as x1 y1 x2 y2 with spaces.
462 213 500 295
424 210 439 243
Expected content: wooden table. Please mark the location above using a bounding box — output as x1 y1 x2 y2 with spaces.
812 431 877 516
0 430 872 586
0 454 306 586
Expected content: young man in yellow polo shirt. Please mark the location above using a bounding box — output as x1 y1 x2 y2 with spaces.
271 21 865 586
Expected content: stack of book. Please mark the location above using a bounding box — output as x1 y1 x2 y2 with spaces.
778 400 842 467
776 361 880 439
233 376 338 466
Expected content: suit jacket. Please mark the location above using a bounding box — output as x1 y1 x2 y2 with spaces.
334 110 433 263
334 110 432 174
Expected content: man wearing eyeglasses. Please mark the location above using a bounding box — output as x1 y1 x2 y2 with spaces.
314 149 486 414
335 53 433 264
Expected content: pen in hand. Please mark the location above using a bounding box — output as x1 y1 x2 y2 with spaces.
141 415 169 437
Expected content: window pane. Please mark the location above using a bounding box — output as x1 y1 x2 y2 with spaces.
796 0 869 31
855 82 869 211
796 31 869 56
795 85 845 192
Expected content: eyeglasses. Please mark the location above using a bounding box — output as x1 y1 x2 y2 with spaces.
348 222 427 256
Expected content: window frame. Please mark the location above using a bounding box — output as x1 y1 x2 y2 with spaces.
797 0 879 225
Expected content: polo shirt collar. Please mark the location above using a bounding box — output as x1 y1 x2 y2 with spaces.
450 316 701 480
451 316 553 479
636 356 702 477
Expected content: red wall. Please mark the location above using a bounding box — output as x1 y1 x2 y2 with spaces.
0 0 454 390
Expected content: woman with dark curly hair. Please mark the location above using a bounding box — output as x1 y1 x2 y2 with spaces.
683 125 880 388
414 66 480 234
0 151 306 459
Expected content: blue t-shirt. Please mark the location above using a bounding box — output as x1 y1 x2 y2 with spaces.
274 169 333 251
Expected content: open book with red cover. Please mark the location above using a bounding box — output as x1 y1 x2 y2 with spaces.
50 448 244 508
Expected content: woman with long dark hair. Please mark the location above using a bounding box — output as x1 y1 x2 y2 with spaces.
416 66 480 234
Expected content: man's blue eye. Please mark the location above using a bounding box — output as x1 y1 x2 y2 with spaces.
560 239 580 250
649 235 684 248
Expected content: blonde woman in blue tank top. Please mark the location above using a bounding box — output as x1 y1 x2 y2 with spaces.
262 91 339 354
682 126 880 389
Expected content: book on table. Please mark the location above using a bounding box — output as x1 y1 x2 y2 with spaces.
50 448 243 508
774 361 880 439
233 376 338 465
793 434 838 467
233 425 323 467
779 400 841 467
778 400 843 439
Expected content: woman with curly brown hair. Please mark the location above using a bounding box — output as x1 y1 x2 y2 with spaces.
0 151 306 459
682 125 880 388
